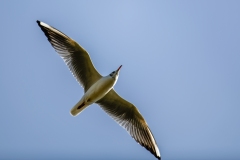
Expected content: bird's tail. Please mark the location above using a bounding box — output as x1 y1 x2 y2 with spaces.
70 100 89 116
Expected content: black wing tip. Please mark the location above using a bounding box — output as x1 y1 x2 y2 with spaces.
36 20 41 26
134 137 160 160
137 140 160 160
36 20 70 41
36 20 50 38
36 20 46 31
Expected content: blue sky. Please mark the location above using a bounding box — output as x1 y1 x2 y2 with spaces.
0 1 240 160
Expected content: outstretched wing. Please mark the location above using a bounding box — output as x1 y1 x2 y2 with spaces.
96 89 161 160
37 20 102 92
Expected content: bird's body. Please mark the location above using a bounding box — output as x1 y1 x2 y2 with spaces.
37 20 161 160
71 71 119 116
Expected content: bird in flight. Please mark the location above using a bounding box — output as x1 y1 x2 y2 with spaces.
37 20 161 160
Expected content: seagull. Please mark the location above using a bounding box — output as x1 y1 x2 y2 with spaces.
37 20 161 160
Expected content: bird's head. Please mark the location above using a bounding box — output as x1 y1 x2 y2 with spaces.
109 65 122 79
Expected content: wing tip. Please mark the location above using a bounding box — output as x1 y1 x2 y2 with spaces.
36 20 44 27
36 20 47 33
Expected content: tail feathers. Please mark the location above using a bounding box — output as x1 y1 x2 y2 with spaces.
70 100 89 116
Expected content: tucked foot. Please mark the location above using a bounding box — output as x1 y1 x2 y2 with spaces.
77 102 85 109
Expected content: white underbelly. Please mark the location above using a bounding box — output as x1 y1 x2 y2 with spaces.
70 76 117 116
83 77 115 103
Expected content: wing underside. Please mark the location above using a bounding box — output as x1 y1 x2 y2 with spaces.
37 20 102 91
96 89 161 159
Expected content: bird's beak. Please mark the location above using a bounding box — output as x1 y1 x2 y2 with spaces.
117 65 122 72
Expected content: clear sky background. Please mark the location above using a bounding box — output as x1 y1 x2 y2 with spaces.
0 1 239 160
